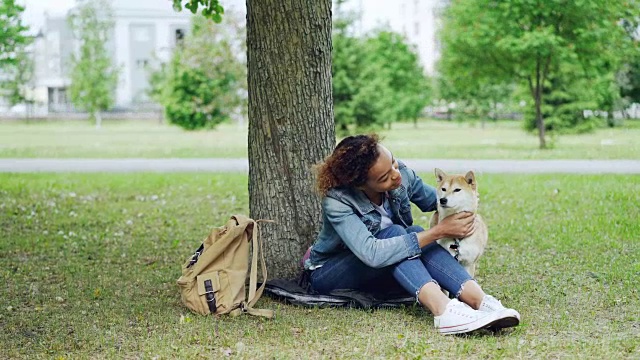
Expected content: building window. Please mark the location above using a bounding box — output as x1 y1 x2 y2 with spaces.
136 59 150 68
48 87 72 112
48 87 69 105
414 21 420 36
175 29 185 46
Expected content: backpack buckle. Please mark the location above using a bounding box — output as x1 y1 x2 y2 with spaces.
203 279 217 314
187 244 205 268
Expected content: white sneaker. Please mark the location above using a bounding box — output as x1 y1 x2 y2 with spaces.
434 299 498 335
479 295 521 330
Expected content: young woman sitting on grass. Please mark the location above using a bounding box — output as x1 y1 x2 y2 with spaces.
302 134 520 335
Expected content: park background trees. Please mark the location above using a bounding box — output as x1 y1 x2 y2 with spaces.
0 0 33 111
332 2 431 132
67 0 119 129
165 1 431 134
148 13 246 130
437 0 640 148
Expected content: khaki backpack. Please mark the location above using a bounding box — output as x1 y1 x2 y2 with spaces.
176 215 275 318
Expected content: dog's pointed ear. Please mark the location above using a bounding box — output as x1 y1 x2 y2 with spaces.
435 168 446 183
465 171 476 189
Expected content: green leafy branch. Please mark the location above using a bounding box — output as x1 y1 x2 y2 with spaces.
172 0 224 23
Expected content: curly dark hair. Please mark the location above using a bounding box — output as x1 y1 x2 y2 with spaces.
314 134 381 196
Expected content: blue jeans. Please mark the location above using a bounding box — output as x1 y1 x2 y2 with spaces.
309 225 473 302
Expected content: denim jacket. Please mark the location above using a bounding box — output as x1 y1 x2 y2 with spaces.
305 160 438 270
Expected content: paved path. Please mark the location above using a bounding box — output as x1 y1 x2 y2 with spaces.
1 158 640 174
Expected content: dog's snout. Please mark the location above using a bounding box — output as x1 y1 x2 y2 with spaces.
439 198 448 205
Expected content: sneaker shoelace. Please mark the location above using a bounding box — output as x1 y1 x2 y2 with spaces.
450 302 476 318
483 296 503 311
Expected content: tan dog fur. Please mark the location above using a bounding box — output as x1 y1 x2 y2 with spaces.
429 168 488 277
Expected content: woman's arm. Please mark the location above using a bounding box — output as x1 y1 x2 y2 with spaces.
399 161 438 212
323 196 422 268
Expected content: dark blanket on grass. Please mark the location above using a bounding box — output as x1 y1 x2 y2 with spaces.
263 277 416 309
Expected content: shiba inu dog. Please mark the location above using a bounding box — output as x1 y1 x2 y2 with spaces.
430 168 488 278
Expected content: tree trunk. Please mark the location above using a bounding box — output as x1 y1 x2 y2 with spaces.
25 102 32 120
247 0 335 279
606 107 619 127
491 100 497 121
534 91 545 148
534 62 546 149
95 110 102 129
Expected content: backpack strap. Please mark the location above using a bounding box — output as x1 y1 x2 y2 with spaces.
203 279 217 313
243 219 275 318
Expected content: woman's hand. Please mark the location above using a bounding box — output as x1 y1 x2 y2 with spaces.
435 212 476 239
416 212 476 248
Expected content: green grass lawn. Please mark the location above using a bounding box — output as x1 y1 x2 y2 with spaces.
1 173 638 359
1 119 640 159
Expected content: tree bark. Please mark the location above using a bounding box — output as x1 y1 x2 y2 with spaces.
534 92 545 148
533 60 546 149
95 110 102 129
247 0 335 279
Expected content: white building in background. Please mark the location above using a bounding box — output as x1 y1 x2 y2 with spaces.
28 0 192 114
396 0 448 75
5 0 440 117
33 15 76 113
110 0 192 107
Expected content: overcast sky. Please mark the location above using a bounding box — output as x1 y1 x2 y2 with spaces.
20 0 76 33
